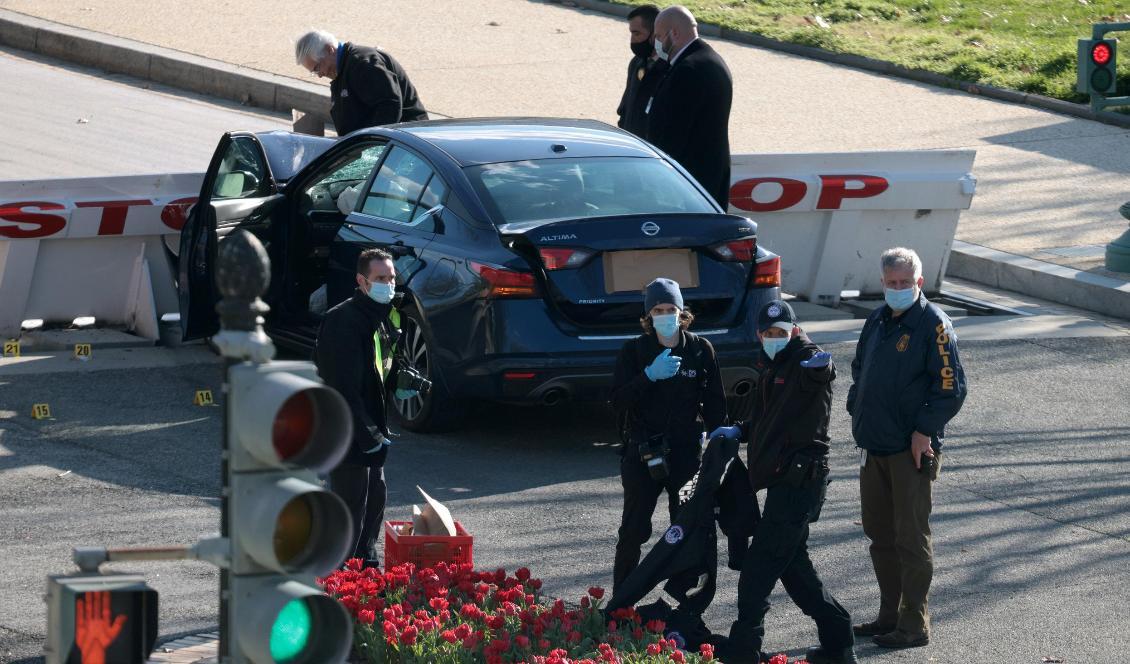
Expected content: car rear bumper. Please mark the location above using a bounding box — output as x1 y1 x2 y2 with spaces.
452 345 762 405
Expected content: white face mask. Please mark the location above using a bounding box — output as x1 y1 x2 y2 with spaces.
761 336 789 360
884 286 918 312
367 281 395 304
654 36 670 61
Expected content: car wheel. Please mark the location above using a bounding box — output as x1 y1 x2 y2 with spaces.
392 308 464 432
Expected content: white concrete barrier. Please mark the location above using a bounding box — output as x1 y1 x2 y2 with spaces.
728 150 977 305
0 174 201 338
0 148 976 338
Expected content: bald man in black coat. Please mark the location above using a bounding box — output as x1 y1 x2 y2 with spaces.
646 6 733 209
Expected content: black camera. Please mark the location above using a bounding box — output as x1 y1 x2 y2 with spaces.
397 364 432 394
640 433 670 481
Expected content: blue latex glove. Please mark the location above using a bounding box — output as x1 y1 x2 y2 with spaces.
710 425 742 441
394 388 419 400
644 348 682 382
361 431 389 454
800 351 832 369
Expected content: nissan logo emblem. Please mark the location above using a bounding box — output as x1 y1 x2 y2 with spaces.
641 221 660 236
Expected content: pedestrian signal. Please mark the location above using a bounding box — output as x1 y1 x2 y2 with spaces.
1079 38 1118 95
44 573 158 664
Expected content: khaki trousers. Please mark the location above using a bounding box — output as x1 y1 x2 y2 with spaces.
859 448 939 635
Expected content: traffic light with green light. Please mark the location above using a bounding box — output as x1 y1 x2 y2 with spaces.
1078 38 1118 95
226 360 355 664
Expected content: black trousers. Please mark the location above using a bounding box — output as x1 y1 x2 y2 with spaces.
728 469 853 658
329 463 386 563
613 445 700 591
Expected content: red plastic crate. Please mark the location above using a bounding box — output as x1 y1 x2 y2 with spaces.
384 520 473 569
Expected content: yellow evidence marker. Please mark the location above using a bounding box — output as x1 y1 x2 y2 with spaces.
3 340 19 357
193 389 215 406
74 343 92 360
31 403 52 419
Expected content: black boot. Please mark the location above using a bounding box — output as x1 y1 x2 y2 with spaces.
805 646 860 664
711 638 769 664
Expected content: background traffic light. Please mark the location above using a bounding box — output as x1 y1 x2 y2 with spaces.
1078 38 1118 95
226 360 355 664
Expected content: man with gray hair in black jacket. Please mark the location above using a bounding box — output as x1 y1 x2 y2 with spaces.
295 29 428 135
847 246 967 650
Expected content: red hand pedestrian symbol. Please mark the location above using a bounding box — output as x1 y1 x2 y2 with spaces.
75 591 127 664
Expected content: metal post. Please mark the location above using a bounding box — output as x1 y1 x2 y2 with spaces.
211 229 275 662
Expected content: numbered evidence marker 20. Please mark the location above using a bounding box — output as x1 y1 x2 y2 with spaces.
193 390 215 406
74 344 92 361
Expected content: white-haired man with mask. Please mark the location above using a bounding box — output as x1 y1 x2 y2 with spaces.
295 29 428 136
846 247 967 650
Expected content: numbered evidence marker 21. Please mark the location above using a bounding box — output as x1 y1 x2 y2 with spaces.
193 390 215 406
3 340 18 357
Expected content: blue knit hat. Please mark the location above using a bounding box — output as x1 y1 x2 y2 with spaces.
644 278 684 312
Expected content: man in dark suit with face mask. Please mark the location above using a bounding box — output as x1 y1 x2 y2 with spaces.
646 5 733 209
617 4 667 139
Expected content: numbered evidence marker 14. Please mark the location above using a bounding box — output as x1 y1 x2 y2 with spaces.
193 389 215 406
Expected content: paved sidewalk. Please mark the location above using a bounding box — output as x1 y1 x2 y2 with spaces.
148 631 217 664
3 0 1129 279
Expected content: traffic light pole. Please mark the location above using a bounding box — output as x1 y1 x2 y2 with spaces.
210 230 276 663
1088 22 1130 112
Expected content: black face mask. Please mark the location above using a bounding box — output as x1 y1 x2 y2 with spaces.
631 38 653 59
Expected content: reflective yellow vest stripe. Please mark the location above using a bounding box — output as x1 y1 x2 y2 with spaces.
373 308 402 382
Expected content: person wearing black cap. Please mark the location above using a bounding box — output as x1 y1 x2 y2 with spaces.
609 277 726 595
709 300 856 664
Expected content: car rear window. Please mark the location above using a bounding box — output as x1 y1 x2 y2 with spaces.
467 157 715 224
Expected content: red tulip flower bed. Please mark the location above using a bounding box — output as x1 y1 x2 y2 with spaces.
321 559 810 664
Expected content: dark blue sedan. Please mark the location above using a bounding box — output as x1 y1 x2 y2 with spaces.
179 119 781 430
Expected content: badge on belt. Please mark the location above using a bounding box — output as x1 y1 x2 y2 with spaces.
637 66 646 81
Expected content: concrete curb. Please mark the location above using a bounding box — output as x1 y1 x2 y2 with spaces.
0 8 330 122
558 0 1130 130
949 240 1130 319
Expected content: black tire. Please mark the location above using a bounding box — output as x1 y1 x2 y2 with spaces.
392 308 465 432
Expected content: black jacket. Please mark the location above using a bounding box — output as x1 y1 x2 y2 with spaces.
617 55 667 139
737 333 835 491
645 39 733 208
847 295 967 455
610 330 727 453
313 290 399 467
330 43 428 136
607 436 759 621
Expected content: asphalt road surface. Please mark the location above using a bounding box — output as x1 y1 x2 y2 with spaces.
2 335 1129 663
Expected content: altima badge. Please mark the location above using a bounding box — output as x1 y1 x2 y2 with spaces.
641 221 660 236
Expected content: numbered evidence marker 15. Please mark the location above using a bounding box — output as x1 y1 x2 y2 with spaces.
193 389 215 406
3 340 19 357
32 403 52 419
74 343 92 361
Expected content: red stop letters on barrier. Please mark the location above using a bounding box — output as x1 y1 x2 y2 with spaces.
0 202 67 239
0 198 197 239
729 174 889 212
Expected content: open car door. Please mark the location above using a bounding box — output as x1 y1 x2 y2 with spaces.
178 132 283 340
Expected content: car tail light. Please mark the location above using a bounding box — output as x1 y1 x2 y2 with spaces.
753 256 781 287
470 261 539 298
538 247 593 270
710 238 756 262
503 371 537 380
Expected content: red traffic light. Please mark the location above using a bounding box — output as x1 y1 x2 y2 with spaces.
1091 42 1112 66
272 392 315 462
